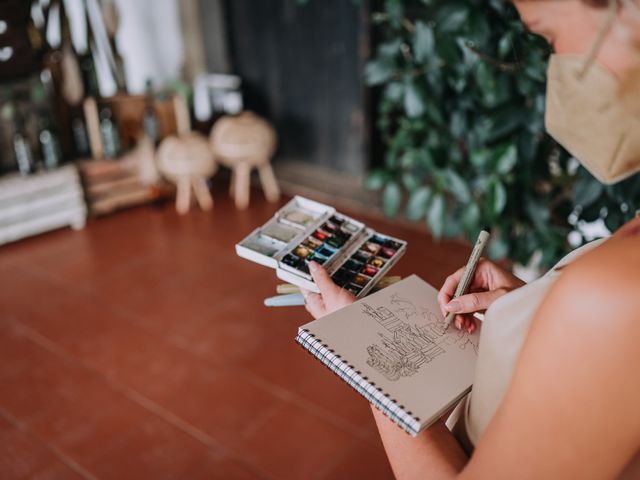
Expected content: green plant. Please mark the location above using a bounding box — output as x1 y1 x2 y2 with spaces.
365 0 640 268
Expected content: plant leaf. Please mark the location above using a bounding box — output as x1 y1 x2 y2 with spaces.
383 181 402 217
446 170 471 203
365 169 387 190
435 4 470 33
573 174 604 207
494 144 518 175
407 186 432 220
365 59 395 86
413 21 435 63
427 193 445 238
404 80 425 118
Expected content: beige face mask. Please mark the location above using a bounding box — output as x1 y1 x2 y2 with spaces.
544 1 640 185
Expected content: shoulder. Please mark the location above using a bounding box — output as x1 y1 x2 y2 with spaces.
550 235 640 328
529 235 640 365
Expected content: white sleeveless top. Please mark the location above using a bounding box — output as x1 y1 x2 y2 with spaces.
453 239 605 446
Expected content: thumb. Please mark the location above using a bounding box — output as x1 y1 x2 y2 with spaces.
444 288 507 314
308 261 337 294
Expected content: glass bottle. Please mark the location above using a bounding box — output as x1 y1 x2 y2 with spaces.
38 116 62 169
142 79 159 144
13 111 34 175
99 105 120 159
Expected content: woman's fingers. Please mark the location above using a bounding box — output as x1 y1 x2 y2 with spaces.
437 267 466 315
445 288 508 315
308 261 340 296
302 289 326 319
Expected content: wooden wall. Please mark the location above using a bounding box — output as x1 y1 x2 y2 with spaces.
205 0 370 175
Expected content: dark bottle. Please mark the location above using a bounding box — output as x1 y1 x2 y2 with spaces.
71 112 91 157
38 117 62 169
13 112 34 175
78 4 100 98
142 79 159 144
14 133 34 175
99 105 120 159
78 51 100 98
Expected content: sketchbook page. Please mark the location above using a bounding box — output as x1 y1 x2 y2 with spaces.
302 274 480 424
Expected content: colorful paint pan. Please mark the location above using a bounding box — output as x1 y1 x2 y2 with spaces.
312 229 330 241
368 256 386 268
352 273 371 287
363 242 382 255
370 235 386 245
294 245 312 259
282 253 301 267
329 215 344 226
332 267 355 287
380 247 397 259
316 245 336 258
345 284 362 295
352 251 372 263
322 221 338 233
344 259 364 272
309 252 328 265
341 222 360 234
302 237 323 250
326 233 349 248
362 265 379 277
384 239 403 250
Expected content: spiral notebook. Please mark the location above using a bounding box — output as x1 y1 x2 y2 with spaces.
296 275 480 436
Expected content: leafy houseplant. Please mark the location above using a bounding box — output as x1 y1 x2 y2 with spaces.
364 0 640 269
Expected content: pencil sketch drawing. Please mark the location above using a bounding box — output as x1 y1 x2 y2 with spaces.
363 293 478 382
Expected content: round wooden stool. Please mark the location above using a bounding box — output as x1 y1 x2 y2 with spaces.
209 111 280 210
157 132 217 214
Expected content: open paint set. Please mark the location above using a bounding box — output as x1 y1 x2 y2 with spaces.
235 196 407 297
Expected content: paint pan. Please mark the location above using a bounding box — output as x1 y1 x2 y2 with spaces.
380 247 397 259
352 273 372 287
368 256 386 268
302 237 323 250
363 241 382 255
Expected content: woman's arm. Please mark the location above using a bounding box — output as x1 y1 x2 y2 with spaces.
462 235 640 479
372 409 467 479
303 235 640 478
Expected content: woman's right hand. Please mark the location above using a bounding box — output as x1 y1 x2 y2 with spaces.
437 258 525 333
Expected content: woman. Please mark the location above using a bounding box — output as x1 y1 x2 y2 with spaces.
302 0 640 478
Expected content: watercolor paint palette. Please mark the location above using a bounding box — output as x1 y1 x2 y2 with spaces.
236 196 407 297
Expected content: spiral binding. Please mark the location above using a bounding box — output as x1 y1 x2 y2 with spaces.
295 329 421 436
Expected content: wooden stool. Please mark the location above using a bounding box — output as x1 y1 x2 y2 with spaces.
209 111 280 210
157 132 217 214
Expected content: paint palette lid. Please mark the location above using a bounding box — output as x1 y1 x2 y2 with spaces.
277 196 335 227
235 196 335 268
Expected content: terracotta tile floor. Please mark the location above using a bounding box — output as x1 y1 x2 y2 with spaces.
0 185 470 479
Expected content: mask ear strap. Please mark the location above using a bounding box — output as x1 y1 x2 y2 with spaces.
578 0 619 78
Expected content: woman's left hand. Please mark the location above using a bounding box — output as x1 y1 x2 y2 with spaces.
300 261 356 319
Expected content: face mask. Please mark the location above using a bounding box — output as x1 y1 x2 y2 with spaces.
544 2 640 185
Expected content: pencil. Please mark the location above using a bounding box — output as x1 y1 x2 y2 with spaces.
443 229 491 331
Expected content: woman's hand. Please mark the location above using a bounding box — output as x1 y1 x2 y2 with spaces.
300 261 356 319
437 258 525 333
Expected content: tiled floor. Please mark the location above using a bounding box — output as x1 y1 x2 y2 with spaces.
0 185 470 479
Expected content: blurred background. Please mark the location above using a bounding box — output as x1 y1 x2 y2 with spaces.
1 0 638 479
